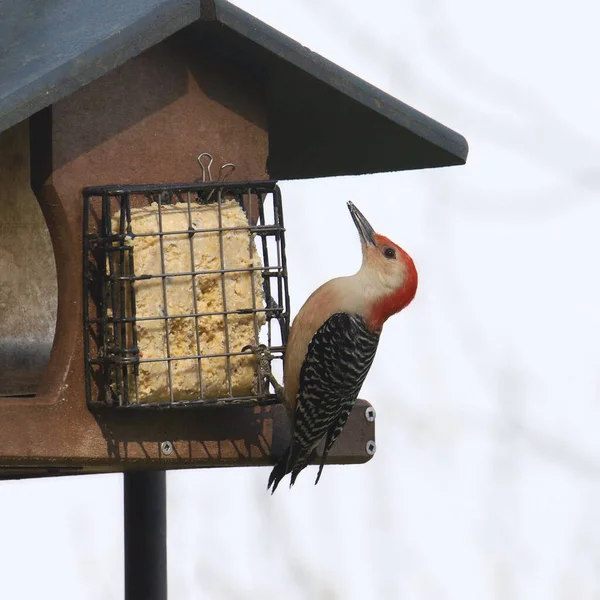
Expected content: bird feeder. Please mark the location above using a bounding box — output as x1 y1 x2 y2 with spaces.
83 173 289 409
0 0 468 480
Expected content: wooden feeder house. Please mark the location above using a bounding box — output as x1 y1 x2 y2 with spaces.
0 0 468 481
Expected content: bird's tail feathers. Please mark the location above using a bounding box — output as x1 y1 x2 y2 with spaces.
267 448 290 494
268 445 318 493
314 429 335 486
314 453 328 486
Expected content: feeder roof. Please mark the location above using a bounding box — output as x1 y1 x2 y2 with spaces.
0 0 468 178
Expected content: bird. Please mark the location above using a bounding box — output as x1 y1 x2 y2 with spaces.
250 201 418 492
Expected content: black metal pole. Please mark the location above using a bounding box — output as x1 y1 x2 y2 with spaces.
124 471 167 600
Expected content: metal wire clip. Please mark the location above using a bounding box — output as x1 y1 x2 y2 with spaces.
197 153 236 203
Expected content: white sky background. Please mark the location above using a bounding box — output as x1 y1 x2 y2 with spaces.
2 0 600 598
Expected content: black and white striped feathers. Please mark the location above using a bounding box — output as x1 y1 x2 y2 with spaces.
268 312 380 492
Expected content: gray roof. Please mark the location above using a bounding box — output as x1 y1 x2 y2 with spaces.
0 0 468 178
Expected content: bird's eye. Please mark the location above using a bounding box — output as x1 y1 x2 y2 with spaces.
383 247 396 259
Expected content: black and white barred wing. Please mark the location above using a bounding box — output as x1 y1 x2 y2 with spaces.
288 312 380 477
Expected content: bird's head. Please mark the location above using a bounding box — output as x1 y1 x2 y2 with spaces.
347 201 418 331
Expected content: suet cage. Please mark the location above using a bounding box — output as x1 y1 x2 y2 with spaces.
83 179 289 409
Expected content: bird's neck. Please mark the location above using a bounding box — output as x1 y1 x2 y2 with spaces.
367 283 416 331
356 269 418 332
317 267 417 332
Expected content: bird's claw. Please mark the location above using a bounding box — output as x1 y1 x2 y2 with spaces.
242 344 284 400
241 344 272 371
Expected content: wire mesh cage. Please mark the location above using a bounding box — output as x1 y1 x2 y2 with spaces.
83 180 289 409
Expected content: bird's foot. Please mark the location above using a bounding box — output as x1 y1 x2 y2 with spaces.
242 344 284 400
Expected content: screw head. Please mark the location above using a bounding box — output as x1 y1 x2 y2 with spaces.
161 441 173 456
365 406 376 422
366 440 376 456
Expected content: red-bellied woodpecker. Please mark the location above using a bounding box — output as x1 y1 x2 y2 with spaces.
255 201 418 492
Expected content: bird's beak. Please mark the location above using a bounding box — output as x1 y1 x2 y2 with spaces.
347 201 376 247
